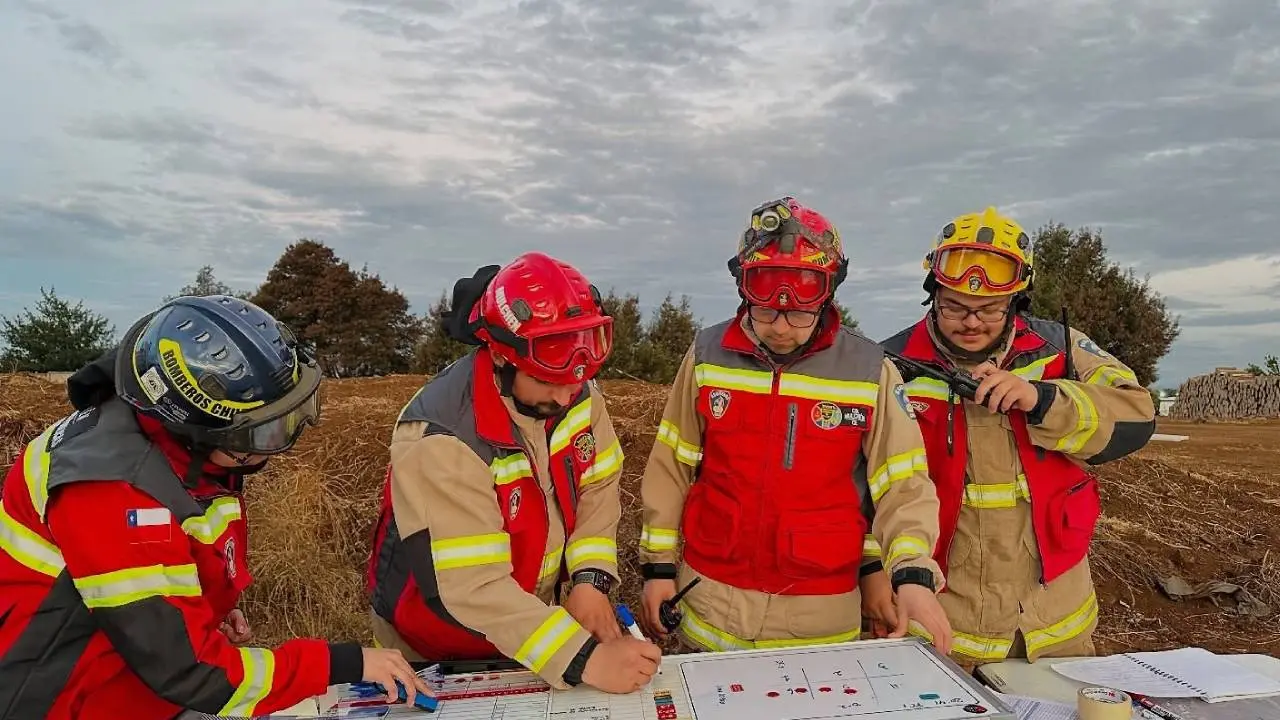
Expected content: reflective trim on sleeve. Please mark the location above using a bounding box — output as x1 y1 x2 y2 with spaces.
639 525 679 553
430 533 512 571
1052 381 1100 453
549 400 593 457
656 420 703 466
862 534 882 559
868 448 929 503
181 497 242 545
73 563 202 609
885 536 931 567
1010 356 1055 382
218 647 277 717
579 440 623 486
513 607 583 673
1083 364 1138 387
0 502 65 577
565 537 617 572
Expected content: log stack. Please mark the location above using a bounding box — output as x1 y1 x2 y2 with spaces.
1168 371 1280 420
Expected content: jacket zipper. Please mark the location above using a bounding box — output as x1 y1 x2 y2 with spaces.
564 455 578 507
783 402 797 470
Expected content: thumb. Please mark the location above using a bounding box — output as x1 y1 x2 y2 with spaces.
889 601 909 638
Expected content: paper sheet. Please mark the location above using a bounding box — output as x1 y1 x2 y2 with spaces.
1051 648 1280 702
989 691 1079 720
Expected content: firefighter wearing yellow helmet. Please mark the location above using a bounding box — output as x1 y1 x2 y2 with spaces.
872 207 1156 668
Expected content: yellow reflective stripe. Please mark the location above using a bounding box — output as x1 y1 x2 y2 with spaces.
868 448 928 503
219 647 276 716
904 377 951 402
778 374 879 406
540 547 563 580
1084 364 1138 387
24 423 57 520
862 534 882 559
565 537 617 571
549 400 592 457
0 503 65 577
908 621 1013 661
491 453 533 486
694 364 773 394
1025 591 1099 656
1052 381 1099 454
1011 356 1055 381
514 607 582 672
962 475 1030 509
579 441 623 486
885 536 931 567
678 601 857 652
656 420 702 466
639 525 678 552
430 533 511 571
73 563 202 609
180 496 241 544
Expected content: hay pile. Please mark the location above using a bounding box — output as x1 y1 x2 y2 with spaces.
2 372 1277 657
1169 372 1280 420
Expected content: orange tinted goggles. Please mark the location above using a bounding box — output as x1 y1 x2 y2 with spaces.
742 266 829 308
933 247 1024 291
527 324 612 373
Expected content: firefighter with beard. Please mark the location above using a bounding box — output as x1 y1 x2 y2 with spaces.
365 252 660 694
637 197 954 654
873 206 1156 667
0 295 428 720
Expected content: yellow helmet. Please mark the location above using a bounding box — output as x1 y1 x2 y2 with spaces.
923 206 1033 297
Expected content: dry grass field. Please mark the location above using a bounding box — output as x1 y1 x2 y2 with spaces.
3 372 1278 658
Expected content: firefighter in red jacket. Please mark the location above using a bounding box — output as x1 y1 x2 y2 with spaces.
637 197 953 653
0 295 429 720
876 207 1156 666
366 252 660 694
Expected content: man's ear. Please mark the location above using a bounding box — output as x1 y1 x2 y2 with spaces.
489 348 505 366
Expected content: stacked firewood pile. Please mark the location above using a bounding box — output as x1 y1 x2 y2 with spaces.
1168 370 1280 420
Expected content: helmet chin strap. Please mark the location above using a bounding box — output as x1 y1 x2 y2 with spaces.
495 361 564 420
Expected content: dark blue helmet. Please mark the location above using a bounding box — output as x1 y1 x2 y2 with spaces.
113 294 321 455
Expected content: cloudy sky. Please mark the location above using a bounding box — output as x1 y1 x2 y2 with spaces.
2 0 1277 387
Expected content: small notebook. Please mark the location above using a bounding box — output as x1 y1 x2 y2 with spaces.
1051 647 1280 703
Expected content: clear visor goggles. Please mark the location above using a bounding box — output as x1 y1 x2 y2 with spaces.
210 361 322 455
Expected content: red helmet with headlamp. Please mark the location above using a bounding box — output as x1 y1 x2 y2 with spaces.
729 197 848 313
470 252 613 385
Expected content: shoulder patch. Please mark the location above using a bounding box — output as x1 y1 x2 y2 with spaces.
893 383 916 419
1076 336 1112 359
48 407 100 450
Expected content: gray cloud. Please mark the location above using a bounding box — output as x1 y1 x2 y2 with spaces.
1 0 1278 385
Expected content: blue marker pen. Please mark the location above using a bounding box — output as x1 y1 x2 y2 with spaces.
615 604 646 640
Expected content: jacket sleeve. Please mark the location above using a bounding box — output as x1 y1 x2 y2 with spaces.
862 358 945 584
638 344 703 575
44 480 358 718
564 382 625 581
1026 328 1157 465
388 423 591 690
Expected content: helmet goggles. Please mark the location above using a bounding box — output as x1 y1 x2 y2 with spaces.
525 322 613 380
932 246 1026 293
204 357 322 455
741 266 830 309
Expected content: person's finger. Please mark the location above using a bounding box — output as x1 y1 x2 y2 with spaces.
413 675 436 698
889 603 908 638
969 363 995 379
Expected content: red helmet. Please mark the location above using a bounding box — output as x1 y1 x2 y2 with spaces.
729 197 848 312
471 252 613 384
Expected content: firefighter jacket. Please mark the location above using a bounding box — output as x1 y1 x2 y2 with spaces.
639 309 944 650
365 350 625 690
0 398 361 720
881 315 1156 663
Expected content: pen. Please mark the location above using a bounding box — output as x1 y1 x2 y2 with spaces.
1128 692 1184 720
615 604 646 640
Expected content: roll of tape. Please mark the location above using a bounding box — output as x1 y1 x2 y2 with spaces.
1077 686 1132 719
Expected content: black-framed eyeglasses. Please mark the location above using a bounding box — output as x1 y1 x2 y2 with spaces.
748 305 819 328
935 302 1009 323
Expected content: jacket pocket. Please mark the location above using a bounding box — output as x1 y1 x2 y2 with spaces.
682 482 739 560
1047 476 1101 556
776 508 864 579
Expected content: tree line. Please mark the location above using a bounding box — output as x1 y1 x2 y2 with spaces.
1 223 1185 386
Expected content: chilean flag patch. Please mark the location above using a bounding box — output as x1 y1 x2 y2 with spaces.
126 507 172 543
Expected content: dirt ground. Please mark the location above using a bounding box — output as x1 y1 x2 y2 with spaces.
2 372 1277 659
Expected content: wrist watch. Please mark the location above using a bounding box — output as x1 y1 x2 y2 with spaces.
890 566 937 593
571 569 614 595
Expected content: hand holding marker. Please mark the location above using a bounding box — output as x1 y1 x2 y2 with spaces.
615 603 662 676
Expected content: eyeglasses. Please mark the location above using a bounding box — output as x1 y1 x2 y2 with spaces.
935 302 1009 323
748 305 818 328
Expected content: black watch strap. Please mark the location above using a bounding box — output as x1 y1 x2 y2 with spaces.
890 566 936 593
562 636 598 686
641 562 678 580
